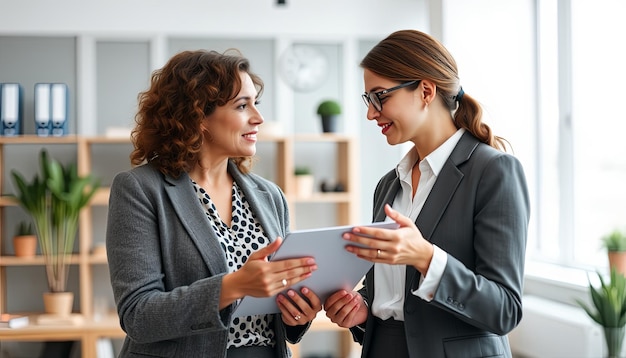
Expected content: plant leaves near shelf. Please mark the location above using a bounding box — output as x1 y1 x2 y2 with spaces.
10 149 100 293
15 220 34 236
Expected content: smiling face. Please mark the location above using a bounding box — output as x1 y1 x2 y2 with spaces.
202 71 264 161
363 69 427 146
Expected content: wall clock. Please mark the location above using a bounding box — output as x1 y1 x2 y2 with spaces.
278 44 329 92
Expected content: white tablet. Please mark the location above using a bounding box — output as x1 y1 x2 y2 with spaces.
233 221 399 317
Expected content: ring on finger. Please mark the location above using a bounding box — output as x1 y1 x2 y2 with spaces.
376 249 381 258
294 314 302 321
282 278 288 287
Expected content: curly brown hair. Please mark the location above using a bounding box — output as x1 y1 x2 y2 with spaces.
130 49 264 177
361 30 508 151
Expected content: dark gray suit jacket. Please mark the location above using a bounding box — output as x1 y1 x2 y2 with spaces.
352 132 530 358
106 161 308 358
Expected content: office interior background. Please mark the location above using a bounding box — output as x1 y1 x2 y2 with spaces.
1 0 625 357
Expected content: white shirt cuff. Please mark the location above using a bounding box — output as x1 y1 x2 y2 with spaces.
413 244 447 302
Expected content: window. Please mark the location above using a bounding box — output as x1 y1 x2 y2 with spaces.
536 0 626 269
444 0 626 273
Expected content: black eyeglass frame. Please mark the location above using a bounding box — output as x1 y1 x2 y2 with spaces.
361 80 420 112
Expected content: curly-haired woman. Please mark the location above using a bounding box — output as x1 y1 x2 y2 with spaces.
106 49 321 358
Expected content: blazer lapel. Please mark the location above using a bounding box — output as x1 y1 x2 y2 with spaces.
164 172 228 275
227 162 281 245
415 133 478 239
373 178 401 222
406 132 479 290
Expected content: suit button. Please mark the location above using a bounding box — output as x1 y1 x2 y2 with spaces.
458 303 465 310
446 297 453 304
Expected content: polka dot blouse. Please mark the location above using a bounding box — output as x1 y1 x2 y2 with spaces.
192 180 276 349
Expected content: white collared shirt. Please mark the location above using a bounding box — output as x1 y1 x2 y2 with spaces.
372 128 465 321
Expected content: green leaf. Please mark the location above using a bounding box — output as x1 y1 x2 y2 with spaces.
577 269 626 328
10 148 101 293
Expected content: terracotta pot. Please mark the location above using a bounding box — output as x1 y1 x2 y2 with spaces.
13 235 37 258
608 251 626 276
43 291 74 316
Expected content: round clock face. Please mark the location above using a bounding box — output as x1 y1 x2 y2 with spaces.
278 44 329 92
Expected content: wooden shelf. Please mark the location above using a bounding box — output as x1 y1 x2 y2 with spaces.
0 313 124 358
0 134 359 357
0 135 80 145
0 255 81 266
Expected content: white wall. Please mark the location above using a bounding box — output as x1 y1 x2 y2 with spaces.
0 0 431 226
0 0 427 36
0 2 431 357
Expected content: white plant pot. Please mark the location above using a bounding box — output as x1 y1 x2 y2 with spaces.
295 175 314 198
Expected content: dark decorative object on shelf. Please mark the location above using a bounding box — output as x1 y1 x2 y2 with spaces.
316 99 341 133
39 341 74 358
320 180 345 192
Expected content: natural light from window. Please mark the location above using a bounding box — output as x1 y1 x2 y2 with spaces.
444 0 626 277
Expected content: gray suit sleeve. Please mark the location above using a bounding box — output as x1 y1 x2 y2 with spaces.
432 153 530 335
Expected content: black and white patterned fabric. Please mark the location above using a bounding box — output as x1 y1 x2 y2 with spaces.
192 180 276 348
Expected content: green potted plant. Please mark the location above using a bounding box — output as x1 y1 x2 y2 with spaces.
294 166 314 198
576 268 626 358
13 220 37 258
11 149 100 316
316 99 341 133
294 166 312 176
602 228 626 276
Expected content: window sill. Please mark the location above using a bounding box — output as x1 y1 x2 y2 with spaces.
523 260 595 306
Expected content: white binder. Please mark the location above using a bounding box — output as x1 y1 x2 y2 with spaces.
0 83 22 136
35 83 69 136
35 83 51 136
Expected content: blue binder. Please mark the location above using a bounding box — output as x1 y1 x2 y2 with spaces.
35 83 69 136
0 83 24 136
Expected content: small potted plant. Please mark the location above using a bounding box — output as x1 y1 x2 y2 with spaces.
316 99 341 133
576 268 626 358
294 166 314 198
602 228 626 276
13 220 37 258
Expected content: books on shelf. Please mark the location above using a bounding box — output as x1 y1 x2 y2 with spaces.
0 313 29 328
36 313 84 326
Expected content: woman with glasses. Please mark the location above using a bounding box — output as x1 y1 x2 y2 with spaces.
322 29 530 358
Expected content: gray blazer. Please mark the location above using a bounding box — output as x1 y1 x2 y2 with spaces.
106 160 308 358
351 132 530 358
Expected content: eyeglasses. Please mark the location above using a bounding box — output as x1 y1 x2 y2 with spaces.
361 80 420 112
